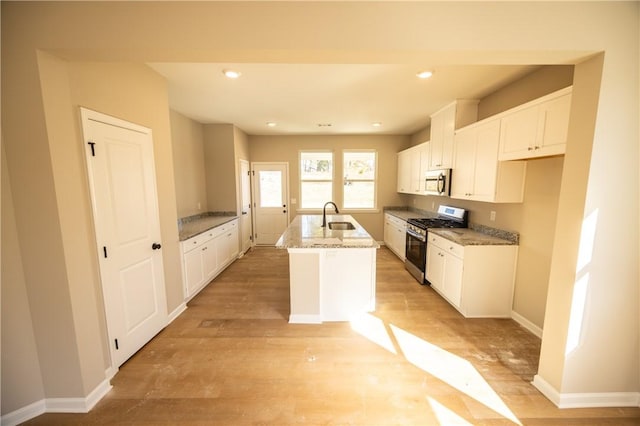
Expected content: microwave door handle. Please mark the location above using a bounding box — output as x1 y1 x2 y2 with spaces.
437 173 445 194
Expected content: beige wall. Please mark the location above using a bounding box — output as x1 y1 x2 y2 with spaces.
1 146 45 413
249 135 409 241
170 110 207 218
203 124 238 213
1 0 637 417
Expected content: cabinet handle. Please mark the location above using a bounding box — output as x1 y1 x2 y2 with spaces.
202 246 207 251
528 147 534 151
152 242 162 250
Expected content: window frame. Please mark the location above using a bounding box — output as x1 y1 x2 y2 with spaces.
298 150 335 211
342 149 378 212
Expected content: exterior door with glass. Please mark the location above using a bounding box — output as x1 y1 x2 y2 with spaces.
252 162 289 245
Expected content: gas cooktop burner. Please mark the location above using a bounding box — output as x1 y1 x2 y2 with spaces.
407 217 466 229
407 205 468 230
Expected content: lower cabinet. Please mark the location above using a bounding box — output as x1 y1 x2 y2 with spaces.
181 218 239 299
426 233 517 318
383 213 407 260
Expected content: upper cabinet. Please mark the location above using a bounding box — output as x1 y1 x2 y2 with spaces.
397 141 430 195
429 100 479 169
499 86 572 161
451 119 526 203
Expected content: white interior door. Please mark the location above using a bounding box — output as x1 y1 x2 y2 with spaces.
81 108 168 369
252 162 289 245
239 159 252 254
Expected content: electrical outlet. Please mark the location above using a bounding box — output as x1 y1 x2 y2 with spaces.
490 211 496 221
431 201 435 210
413 198 417 205
197 202 201 210
291 198 297 205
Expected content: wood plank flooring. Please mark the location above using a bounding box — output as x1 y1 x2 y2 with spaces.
26 247 640 425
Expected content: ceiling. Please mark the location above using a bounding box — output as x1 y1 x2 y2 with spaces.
147 62 539 136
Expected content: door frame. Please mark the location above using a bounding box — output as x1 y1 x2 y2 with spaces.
250 161 290 245
238 158 253 254
80 107 168 374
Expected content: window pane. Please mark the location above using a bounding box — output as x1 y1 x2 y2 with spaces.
259 170 282 207
301 181 332 208
344 181 375 208
344 151 375 181
301 152 333 180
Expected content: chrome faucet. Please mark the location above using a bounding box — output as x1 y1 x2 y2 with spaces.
322 201 339 227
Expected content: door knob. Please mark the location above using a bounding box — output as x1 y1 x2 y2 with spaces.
152 243 162 250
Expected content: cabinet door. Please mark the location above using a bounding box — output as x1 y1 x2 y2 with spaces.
384 217 392 248
471 120 501 201
440 105 456 168
429 112 444 169
418 142 430 193
393 224 406 260
184 248 204 297
451 127 476 199
538 93 571 154
202 239 218 280
397 150 412 193
409 146 422 193
443 253 463 307
499 106 538 160
215 233 229 269
426 243 444 291
228 225 239 260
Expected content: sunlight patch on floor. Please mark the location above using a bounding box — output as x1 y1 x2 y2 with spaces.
350 312 397 354
390 324 522 425
426 397 474 425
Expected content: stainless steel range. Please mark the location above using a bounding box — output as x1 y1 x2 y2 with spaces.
405 205 468 284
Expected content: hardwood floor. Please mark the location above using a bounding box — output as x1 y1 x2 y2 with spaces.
26 247 640 425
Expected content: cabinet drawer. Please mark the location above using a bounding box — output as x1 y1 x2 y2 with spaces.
385 213 406 229
182 235 205 253
428 233 464 258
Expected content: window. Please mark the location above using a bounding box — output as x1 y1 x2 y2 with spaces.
343 150 377 209
300 151 333 209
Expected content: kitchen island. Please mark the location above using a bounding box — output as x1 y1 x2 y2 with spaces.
276 214 379 323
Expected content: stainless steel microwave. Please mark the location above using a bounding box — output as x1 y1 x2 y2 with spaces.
424 169 451 196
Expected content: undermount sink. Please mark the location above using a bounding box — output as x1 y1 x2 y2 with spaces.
328 221 356 230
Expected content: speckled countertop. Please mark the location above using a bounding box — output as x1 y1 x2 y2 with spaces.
383 207 437 222
275 214 379 249
383 206 519 246
178 213 238 241
429 228 517 246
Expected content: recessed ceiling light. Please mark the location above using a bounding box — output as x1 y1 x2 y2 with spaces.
372 122 382 127
222 69 241 79
416 70 433 79
266 122 277 127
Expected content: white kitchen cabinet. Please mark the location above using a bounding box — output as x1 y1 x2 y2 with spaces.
451 119 527 203
499 86 572 160
396 149 412 193
396 142 430 195
425 233 463 306
216 219 239 267
384 213 406 260
181 218 239 299
429 100 478 170
426 233 518 318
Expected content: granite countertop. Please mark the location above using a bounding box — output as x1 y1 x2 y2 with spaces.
384 207 437 222
275 214 379 249
429 228 517 246
178 213 239 241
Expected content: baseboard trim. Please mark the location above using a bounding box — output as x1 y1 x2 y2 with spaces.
533 374 640 408
289 314 322 324
168 302 187 324
1 399 46 426
1 378 112 426
511 310 543 338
